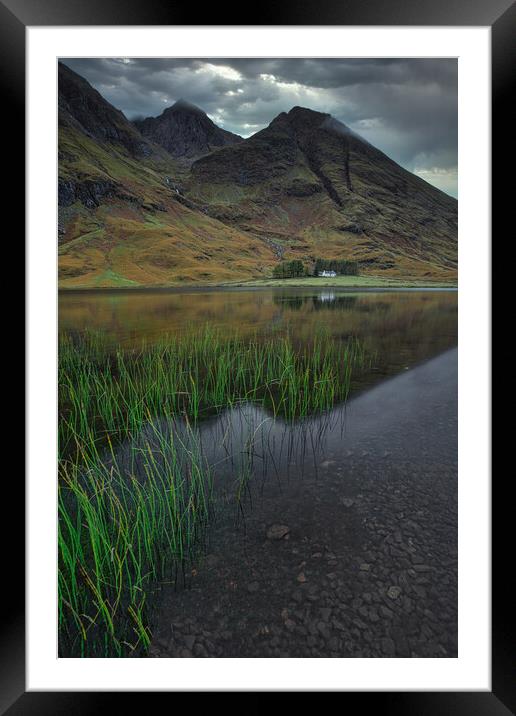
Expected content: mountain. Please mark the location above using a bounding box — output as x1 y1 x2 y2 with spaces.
134 100 242 161
59 62 155 158
186 106 458 279
58 64 457 288
58 63 275 287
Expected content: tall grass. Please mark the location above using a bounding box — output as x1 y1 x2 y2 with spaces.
59 328 367 456
58 327 369 656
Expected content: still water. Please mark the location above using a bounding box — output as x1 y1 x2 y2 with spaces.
148 347 458 657
59 288 457 397
59 288 458 657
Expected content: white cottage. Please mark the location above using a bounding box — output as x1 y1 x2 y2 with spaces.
318 270 337 278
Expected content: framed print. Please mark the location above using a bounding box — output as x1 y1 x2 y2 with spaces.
7 0 507 710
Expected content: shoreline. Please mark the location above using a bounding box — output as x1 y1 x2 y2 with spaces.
149 349 458 658
58 276 458 294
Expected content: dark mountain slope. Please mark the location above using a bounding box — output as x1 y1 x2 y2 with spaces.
59 62 155 158
134 100 242 161
58 64 457 286
57 65 276 288
187 106 458 279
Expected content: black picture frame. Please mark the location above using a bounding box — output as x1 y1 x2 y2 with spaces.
8 0 506 711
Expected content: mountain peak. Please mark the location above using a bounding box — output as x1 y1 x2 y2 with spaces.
58 64 457 287
190 98 457 279
168 98 205 114
286 106 354 136
134 100 242 160
266 106 353 140
288 105 328 118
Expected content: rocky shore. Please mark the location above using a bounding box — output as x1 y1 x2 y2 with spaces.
148 349 458 658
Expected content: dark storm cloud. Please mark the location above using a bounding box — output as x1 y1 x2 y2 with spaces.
61 58 457 197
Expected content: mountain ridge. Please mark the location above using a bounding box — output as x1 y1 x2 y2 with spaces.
186 104 457 277
57 64 457 288
58 63 276 287
59 62 157 158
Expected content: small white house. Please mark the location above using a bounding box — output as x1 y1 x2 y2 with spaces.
318 270 337 278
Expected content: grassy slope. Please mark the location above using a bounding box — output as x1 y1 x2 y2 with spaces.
187 109 458 283
59 104 458 288
58 127 277 288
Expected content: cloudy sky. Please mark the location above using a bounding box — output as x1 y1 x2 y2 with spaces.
62 58 458 197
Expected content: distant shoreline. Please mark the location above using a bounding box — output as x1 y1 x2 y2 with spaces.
59 275 457 294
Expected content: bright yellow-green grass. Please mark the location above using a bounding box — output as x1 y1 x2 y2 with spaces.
226 275 458 289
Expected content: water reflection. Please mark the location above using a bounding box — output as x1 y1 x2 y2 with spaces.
59 289 458 658
59 288 457 397
107 348 457 509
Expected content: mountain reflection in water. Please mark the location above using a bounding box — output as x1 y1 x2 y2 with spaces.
59 288 457 398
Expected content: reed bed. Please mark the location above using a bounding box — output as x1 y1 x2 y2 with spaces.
59 328 368 456
58 327 369 656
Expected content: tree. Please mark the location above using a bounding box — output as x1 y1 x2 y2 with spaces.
272 260 308 279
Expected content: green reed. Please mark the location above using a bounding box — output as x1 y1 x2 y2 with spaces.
59 417 212 657
59 328 367 456
58 327 369 657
